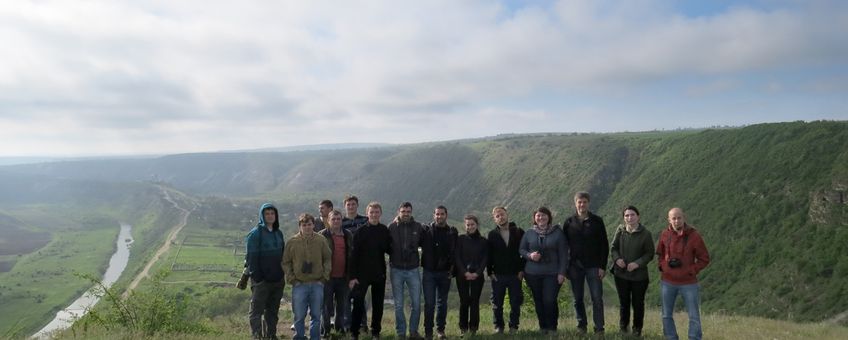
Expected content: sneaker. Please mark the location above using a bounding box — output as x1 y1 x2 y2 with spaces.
508 328 518 334
577 326 587 334
437 331 447 339
409 332 424 340
620 325 629 333
495 327 504 334
632 329 642 337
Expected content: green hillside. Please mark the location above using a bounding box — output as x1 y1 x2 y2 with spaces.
2 121 846 326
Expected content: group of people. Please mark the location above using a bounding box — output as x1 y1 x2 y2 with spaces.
244 192 711 340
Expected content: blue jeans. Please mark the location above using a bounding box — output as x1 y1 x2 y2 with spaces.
569 266 605 331
422 270 451 334
391 267 421 336
524 274 562 331
491 274 523 330
661 281 702 340
293 282 324 340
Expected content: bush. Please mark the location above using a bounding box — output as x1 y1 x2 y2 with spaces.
73 271 218 336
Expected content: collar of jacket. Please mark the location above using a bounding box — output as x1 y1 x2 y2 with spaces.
620 223 645 234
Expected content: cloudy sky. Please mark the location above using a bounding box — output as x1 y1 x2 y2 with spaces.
1 0 846 157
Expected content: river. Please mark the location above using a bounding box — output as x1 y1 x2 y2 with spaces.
31 223 134 338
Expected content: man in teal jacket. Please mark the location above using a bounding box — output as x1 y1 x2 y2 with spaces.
245 203 285 340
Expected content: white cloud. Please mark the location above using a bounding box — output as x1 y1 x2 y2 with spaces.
0 0 845 156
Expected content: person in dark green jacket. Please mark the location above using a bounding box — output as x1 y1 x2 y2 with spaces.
609 205 654 337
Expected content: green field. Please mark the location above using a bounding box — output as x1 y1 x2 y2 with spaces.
0 225 118 336
138 217 246 289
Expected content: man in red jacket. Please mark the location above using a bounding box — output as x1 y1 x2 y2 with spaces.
656 208 710 340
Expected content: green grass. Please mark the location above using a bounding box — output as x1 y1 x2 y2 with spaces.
0 225 118 336
47 300 848 340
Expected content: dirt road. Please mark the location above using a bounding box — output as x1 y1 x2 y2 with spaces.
123 187 193 296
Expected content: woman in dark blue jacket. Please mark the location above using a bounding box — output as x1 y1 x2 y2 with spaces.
519 207 569 334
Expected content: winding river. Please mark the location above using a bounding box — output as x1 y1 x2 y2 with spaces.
32 223 134 338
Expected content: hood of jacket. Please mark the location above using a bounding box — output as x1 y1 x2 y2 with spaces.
258 203 280 231
618 223 645 234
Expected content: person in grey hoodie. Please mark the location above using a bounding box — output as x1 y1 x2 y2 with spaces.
610 205 654 337
519 207 568 334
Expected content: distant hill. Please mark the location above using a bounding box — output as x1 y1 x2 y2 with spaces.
223 142 393 153
1 121 846 323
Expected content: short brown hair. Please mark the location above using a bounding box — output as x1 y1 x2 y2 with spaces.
464 214 479 225
344 195 359 205
298 213 315 225
533 207 553 225
574 191 591 202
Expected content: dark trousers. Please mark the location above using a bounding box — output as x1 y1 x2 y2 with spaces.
456 276 484 332
422 270 451 334
351 278 385 337
249 280 285 338
568 266 605 331
490 274 523 330
323 277 350 335
614 276 649 332
525 274 561 331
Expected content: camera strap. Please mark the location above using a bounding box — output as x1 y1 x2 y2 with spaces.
665 230 689 260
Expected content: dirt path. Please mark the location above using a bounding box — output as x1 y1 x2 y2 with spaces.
827 310 848 325
123 187 193 296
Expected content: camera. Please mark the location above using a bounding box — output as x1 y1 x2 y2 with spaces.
668 258 682 268
301 261 313 274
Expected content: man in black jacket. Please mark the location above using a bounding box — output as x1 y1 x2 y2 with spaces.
348 202 391 340
341 194 369 331
486 206 525 334
563 191 609 334
388 202 425 339
342 195 369 232
420 205 458 340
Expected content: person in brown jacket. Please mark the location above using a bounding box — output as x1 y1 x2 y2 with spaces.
283 213 332 340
